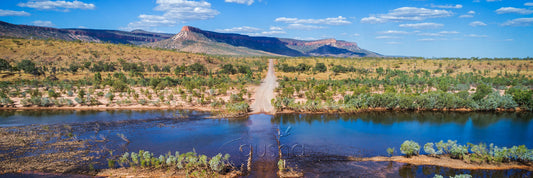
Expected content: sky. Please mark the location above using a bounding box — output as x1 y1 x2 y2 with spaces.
1 0 532 58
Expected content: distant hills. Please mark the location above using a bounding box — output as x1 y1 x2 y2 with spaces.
0 21 381 57
0 21 172 45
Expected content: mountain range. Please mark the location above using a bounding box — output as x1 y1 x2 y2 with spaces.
0 21 381 57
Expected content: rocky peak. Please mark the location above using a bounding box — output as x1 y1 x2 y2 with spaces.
181 26 202 33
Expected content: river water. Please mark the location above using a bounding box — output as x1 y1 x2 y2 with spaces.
0 110 532 177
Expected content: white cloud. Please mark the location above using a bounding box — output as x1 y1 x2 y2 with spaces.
486 0 501 2
465 34 488 38
0 9 30 16
418 38 437 41
469 21 487 27
360 7 453 23
254 30 286 36
224 0 254 5
269 26 283 31
526 3 533 6
386 41 401 44
352 33 360 37
459 15 473 18
18 0 95 11
376 36 401 39
378 30 409 35
399 22 444 29
275 16 351 25
418 33 443 37
31 20 54 27
468 11 476 14
124 0 219 30
215 26 261 33
430 4 463 9
286 24 326 30
504 38 513 41
501 17 533 26
439 31 460 34
496 7 533 15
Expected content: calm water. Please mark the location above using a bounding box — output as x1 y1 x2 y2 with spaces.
1 110 532 177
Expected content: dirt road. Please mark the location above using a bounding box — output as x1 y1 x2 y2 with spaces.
250 59 277 114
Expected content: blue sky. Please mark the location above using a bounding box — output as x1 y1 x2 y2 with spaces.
1 0 533 58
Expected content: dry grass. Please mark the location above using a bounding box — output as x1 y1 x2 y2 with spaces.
276 57 533 80
0 38 267 81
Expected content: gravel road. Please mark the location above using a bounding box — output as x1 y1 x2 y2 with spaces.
250 59 277 114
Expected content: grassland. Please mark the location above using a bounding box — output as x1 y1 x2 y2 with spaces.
0 38 268 115
1 37 533 113
272 57 533 112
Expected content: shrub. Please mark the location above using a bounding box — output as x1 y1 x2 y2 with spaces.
424 143 437 156
472 84 492 101
386 147 395 157
400 140 420 157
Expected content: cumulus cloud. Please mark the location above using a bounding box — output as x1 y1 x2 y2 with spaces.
399 22 444 29
501 17 533 26
469 21 487 27
124 0 219 30
32 20 55 27
430 4 463 9
286 24 326 30
378 30 409 35
468 11 476 14
495 7 533 15
360 7 453 23
275 16 351 25
0 9 30 16
224 0 254 5
18 0 95 11
215 26 261 33
526 3 533 6
459 15 474 18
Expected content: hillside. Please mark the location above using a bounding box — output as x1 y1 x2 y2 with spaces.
0 21 172 45
0 21 382 57
146 26 382 57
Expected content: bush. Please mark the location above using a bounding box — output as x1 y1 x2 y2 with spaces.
400 140 420 157
472 84 492 101
386 147 395 157
424 143 437 156
314 63 327 72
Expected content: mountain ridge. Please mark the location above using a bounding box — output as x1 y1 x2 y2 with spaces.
0 21 382 57
146 25 382 57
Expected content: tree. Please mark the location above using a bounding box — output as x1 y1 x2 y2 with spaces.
0 58 11 71
314 63 327 72
17 60 41 76
189 63 207 75
69 63 79 74
472 84 492 101
220 64 236 74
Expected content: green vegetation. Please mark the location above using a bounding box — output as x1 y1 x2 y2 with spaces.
274 57 533 112
400 140 420 157
395 140 533 164
116 150 232 176
0 38 265 113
